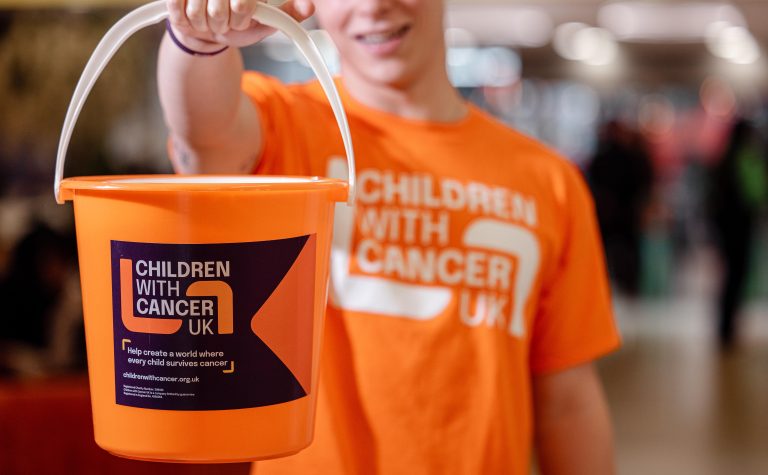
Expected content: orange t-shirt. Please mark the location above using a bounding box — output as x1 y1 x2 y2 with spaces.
244 73 620 475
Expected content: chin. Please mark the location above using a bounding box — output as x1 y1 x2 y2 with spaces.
371 71 410 87
352 61 415 88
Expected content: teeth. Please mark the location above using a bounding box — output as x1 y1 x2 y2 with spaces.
360 32 396 44
358 28 404 44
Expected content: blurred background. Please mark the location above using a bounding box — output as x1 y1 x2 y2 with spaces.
0 0 766 474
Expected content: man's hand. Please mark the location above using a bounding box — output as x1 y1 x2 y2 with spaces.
166 0 315 51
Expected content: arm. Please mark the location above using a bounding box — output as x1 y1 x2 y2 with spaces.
533 363 616 475
157 0 313 173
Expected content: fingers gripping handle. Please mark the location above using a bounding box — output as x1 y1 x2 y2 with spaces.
54 0 356 205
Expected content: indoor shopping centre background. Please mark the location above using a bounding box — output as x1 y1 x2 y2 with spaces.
1 1 767 473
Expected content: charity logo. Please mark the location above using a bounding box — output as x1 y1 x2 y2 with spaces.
118 258 233 336
326 158 542 338
110 236 317 411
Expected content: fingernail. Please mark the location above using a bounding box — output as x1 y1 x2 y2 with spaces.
295 0 311 17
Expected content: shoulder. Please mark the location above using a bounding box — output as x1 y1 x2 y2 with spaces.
470 106 586 200
473 107 572 164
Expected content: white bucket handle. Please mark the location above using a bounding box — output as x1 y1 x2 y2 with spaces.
54 0 355 205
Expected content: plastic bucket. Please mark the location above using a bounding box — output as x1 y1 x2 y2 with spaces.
54 1 355 463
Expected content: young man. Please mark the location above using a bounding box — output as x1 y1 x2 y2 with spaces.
158 1 621 473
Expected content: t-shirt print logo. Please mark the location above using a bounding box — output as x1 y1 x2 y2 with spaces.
461 220 540 337
328 158 452 319
326 158 541 338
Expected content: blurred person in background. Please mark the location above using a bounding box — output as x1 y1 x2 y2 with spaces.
588 120 654 297
708 118 768 348
0 222 84 376
158 0 621 473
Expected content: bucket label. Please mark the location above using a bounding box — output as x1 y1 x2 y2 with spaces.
111 236 316 411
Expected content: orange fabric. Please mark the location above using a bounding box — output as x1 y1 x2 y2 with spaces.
243 73 621 475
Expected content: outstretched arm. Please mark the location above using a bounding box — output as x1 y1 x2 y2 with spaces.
157 0 313 173
533 363 616 475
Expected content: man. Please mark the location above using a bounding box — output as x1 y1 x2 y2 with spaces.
158 0 621 473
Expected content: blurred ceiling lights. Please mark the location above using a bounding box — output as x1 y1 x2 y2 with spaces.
597 1 745 42
446 1 761 66
445 4 553 47
597 1 761 65
705 22 761 65
554 23 619 66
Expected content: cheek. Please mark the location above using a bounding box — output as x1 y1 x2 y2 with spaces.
413 0 445 37
407 0 442 19
313 0 346 34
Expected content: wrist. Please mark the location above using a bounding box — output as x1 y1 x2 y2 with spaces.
165 20 229 56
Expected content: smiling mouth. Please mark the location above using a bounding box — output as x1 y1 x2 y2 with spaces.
356 25 411 45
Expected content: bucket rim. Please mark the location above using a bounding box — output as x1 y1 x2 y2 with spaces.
59 174 349 198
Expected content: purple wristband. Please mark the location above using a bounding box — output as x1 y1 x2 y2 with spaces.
165 20 229 56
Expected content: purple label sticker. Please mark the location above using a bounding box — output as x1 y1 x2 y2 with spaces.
111 236 316 411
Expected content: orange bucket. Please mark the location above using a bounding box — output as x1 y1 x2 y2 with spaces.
54 1 355 463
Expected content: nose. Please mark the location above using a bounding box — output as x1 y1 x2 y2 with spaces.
354 0 395 16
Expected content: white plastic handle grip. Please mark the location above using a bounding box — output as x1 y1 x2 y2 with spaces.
54 0 355 205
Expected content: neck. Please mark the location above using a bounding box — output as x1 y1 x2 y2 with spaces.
341 65 468 123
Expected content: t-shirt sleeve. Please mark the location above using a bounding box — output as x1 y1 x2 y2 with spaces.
529 163 621 375
241 72 312 176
